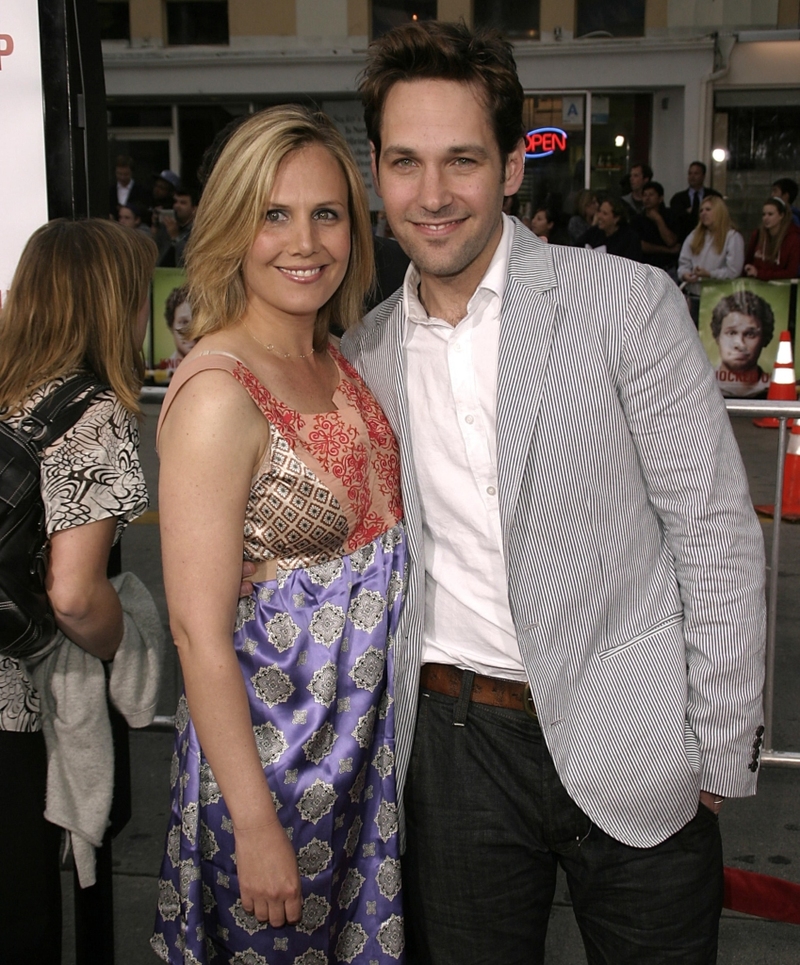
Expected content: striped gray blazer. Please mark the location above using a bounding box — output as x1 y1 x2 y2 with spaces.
341 221 765 848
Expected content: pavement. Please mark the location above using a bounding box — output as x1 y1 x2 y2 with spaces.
61 405 800 964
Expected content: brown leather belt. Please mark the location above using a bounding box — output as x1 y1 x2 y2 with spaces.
419 663 537 719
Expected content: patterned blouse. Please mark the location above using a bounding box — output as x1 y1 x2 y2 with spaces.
0 376 148 733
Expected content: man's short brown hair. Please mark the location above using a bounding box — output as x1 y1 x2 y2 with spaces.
359 20 524 163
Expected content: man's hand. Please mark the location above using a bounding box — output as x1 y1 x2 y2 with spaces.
240 560 255 598
699 790 725 815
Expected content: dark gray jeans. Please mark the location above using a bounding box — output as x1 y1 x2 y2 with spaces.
402 684 723 965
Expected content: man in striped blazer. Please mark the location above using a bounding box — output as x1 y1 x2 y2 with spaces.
341 21 765 965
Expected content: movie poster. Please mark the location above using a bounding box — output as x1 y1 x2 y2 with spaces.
147 267 194 383
697 279 795 399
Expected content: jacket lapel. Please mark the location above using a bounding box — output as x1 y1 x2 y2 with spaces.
497 226 559 542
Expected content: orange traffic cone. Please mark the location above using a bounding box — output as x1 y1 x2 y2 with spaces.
754 423 800 523
753 331 797 428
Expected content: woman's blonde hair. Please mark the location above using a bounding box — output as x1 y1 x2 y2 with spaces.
755 196 793 265
0 219 156 416
186 105 374 350
690 194 734 257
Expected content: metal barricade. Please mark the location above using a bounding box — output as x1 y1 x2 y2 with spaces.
725 398 800 769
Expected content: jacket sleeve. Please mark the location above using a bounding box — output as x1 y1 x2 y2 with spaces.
616 266 765 797
754 231 800 280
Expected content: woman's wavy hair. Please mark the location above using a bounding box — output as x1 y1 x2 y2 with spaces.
755 196 793 266
0 218 156 416
359 20 525 164
185 105 374 349
690 195 735 257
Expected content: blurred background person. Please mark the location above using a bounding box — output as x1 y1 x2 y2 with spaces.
771 178 800 227
578 196 642 261
669 161 721 242
710 290 775 398
743 196 800 280
530 204 556 242
678 196 744 324
0 218 155 965
632 181 680 274
108 154 150 219
568 189 598 244
156 186 197 268
117 201 152 237
621 162 652 215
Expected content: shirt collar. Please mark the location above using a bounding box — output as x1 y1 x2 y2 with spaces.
403 214 514 327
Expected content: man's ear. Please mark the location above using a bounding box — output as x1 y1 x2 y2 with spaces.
504 139 526 197
370 143 383 199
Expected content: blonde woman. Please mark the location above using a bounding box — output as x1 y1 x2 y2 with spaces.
0 219 155 965
743 196 800 280
152 107 405 964
678 195 745 296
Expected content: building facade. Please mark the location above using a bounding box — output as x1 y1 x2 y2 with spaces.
102 0 800 232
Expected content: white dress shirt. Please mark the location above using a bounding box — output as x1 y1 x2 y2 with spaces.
403 215 525 680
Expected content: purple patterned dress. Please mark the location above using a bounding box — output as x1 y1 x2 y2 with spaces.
152 350 406 965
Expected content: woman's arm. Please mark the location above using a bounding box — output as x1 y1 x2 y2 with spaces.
159 369 302 927
677 236 695 280
46 516 123 661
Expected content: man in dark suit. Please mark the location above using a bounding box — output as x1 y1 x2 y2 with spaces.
342 21 765 965
108 154 150 218
669 161 721 241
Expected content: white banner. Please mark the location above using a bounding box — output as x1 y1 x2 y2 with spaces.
0 2 48 300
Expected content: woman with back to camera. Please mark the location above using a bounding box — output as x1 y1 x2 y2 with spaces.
568 189 598 244
678 195 745 324
743 196 800 280
152 106 406 964
0 219 154 964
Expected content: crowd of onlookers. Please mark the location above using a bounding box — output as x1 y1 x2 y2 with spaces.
109 155 197 268
109 151 800 317
519 161 800 316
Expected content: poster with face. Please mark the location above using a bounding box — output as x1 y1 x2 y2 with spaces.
147 267 196 383
698 280 794 399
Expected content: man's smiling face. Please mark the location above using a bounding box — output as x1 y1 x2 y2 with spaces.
372 78 524 292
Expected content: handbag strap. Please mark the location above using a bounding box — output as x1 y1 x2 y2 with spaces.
18 373 111 454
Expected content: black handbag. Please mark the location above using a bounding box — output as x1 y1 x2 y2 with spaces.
0 373 108 660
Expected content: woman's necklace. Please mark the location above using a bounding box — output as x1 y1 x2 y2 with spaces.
242 321 316 360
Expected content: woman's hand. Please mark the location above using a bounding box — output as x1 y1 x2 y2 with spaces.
743 263 758 277
694 267 710 279
235 820 303 926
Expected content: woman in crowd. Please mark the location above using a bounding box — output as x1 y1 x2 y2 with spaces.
743 195 800 280
152 106 406 964
0 219 154 964
678 195 745 323
568 189 598 244
578 196 642 261
117 201 153 237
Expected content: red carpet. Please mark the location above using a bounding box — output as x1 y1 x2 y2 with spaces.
724 866 800 924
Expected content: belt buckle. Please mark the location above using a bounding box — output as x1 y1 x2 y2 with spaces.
522 682 538 720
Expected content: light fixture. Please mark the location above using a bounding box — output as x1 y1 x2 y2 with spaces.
712 147 728 163
614 135 625 148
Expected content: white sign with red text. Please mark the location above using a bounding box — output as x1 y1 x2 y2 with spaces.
0 2 48 299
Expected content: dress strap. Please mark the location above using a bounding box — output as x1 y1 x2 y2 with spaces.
156 352 242 451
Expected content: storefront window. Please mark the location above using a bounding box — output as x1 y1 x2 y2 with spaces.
575 0 645 38
166 1 229 46
589 93 651 195
714 91 800 238
517 95 586 229
372 2 436 39
98 2 130 41
474 0 540 39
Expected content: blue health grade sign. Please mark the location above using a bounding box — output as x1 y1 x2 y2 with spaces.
524 127 569 159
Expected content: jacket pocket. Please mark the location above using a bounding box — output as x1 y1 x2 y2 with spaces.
598 611 683 661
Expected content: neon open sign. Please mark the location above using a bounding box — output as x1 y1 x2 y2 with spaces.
525 127 568 159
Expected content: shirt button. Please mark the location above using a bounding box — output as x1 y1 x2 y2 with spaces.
487 486 496 496
465 415 474 425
